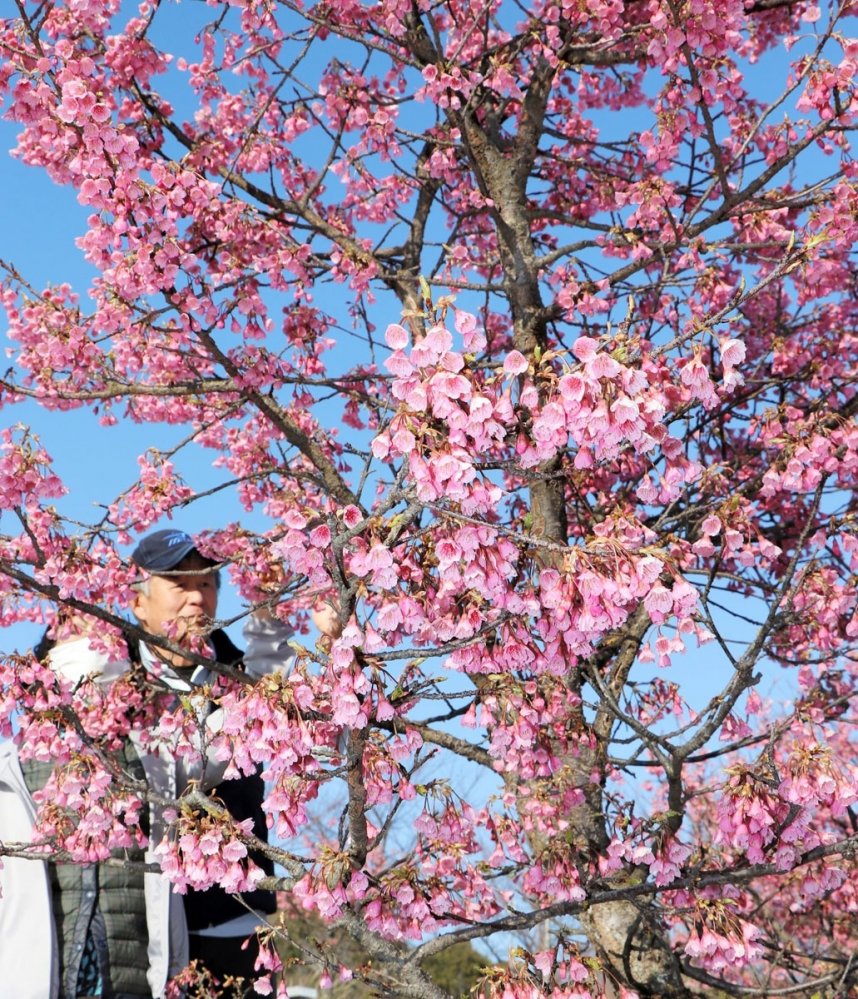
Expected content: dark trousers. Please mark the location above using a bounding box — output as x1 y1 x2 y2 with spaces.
188 933 261 998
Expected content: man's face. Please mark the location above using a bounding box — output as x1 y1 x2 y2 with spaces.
131 555 218 668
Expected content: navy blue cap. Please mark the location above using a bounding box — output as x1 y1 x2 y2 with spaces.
130 530 215 573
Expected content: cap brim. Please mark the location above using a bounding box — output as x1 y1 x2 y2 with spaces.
136 540 199 573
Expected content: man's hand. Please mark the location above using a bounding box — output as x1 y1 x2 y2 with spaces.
311 599 342 640
52 612 97 646
251 596 343 640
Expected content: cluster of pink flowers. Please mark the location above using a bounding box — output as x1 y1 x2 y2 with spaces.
684 914 762 975
31 757 145 863
155 808 264 895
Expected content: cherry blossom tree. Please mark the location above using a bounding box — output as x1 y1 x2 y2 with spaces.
1 0 858 995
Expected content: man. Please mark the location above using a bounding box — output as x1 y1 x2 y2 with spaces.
0 528 338 998
127 528 300 994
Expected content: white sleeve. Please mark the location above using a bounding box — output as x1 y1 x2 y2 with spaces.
0 744 58 998
241 614 296 678
46 637 129 685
